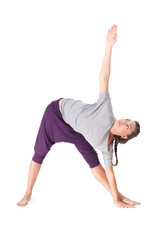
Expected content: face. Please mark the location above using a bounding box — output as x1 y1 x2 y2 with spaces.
113 119 136 139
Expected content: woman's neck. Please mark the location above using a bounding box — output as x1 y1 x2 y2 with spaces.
108 131 114 146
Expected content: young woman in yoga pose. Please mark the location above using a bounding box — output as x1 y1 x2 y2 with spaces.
17 24 141 208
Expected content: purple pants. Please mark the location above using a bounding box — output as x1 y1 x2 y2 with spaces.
32 98 100 168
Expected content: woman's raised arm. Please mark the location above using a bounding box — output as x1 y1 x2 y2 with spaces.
99 24 117 93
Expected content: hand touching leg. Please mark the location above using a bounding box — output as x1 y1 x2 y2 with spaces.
91 164 139 208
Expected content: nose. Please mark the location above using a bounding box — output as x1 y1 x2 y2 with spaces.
123 119 127 125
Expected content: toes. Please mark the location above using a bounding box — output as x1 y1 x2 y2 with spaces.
17 201 22 207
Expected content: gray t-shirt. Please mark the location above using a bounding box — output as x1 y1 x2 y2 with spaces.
59 91 117 167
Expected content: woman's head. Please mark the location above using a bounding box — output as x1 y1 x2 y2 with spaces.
111 119 137 139
110 119 140 166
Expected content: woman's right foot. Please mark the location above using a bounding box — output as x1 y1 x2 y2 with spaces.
17 193 31 207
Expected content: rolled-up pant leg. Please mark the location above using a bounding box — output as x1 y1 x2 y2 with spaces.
74 143 100 168
32 106 55 164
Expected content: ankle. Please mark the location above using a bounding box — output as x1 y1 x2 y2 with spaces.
25 190 32 197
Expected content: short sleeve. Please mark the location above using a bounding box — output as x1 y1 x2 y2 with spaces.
97 91 110 103
102 145 113 167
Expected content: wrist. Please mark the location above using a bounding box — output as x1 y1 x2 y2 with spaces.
113 197 120 204
106 42 113 49
112 192 120 201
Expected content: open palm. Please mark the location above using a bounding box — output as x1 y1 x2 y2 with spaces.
106 24 118 46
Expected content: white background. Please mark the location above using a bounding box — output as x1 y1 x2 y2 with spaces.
0 0 160 239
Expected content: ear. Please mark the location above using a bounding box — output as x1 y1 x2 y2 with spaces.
122 136 128 139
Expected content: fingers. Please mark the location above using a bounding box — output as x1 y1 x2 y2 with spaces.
110 24 117 33
116 201 136 208
123 199 133 205
121 203 136 208
118 192 141 206
122 202 135 208
120 198 140 207
122 195 141 206
126 205 136 208
133 201 141 205
126 198 141 205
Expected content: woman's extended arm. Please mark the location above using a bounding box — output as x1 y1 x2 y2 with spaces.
91 164 113 197
91 165 138 208
99 44 113 80
104 166 137 208
99 24 117 92
104 166 141 208
104 166 119 201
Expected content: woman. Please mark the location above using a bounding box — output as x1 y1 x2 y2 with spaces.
17 25 141 208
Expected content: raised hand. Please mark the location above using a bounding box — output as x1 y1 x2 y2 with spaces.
106 24 118 47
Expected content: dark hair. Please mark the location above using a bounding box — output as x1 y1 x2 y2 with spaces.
112 120 140 166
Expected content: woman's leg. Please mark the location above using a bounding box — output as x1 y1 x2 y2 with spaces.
17 160 42 207
17 103 56 207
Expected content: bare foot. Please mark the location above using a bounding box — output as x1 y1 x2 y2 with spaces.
17 193 31 207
